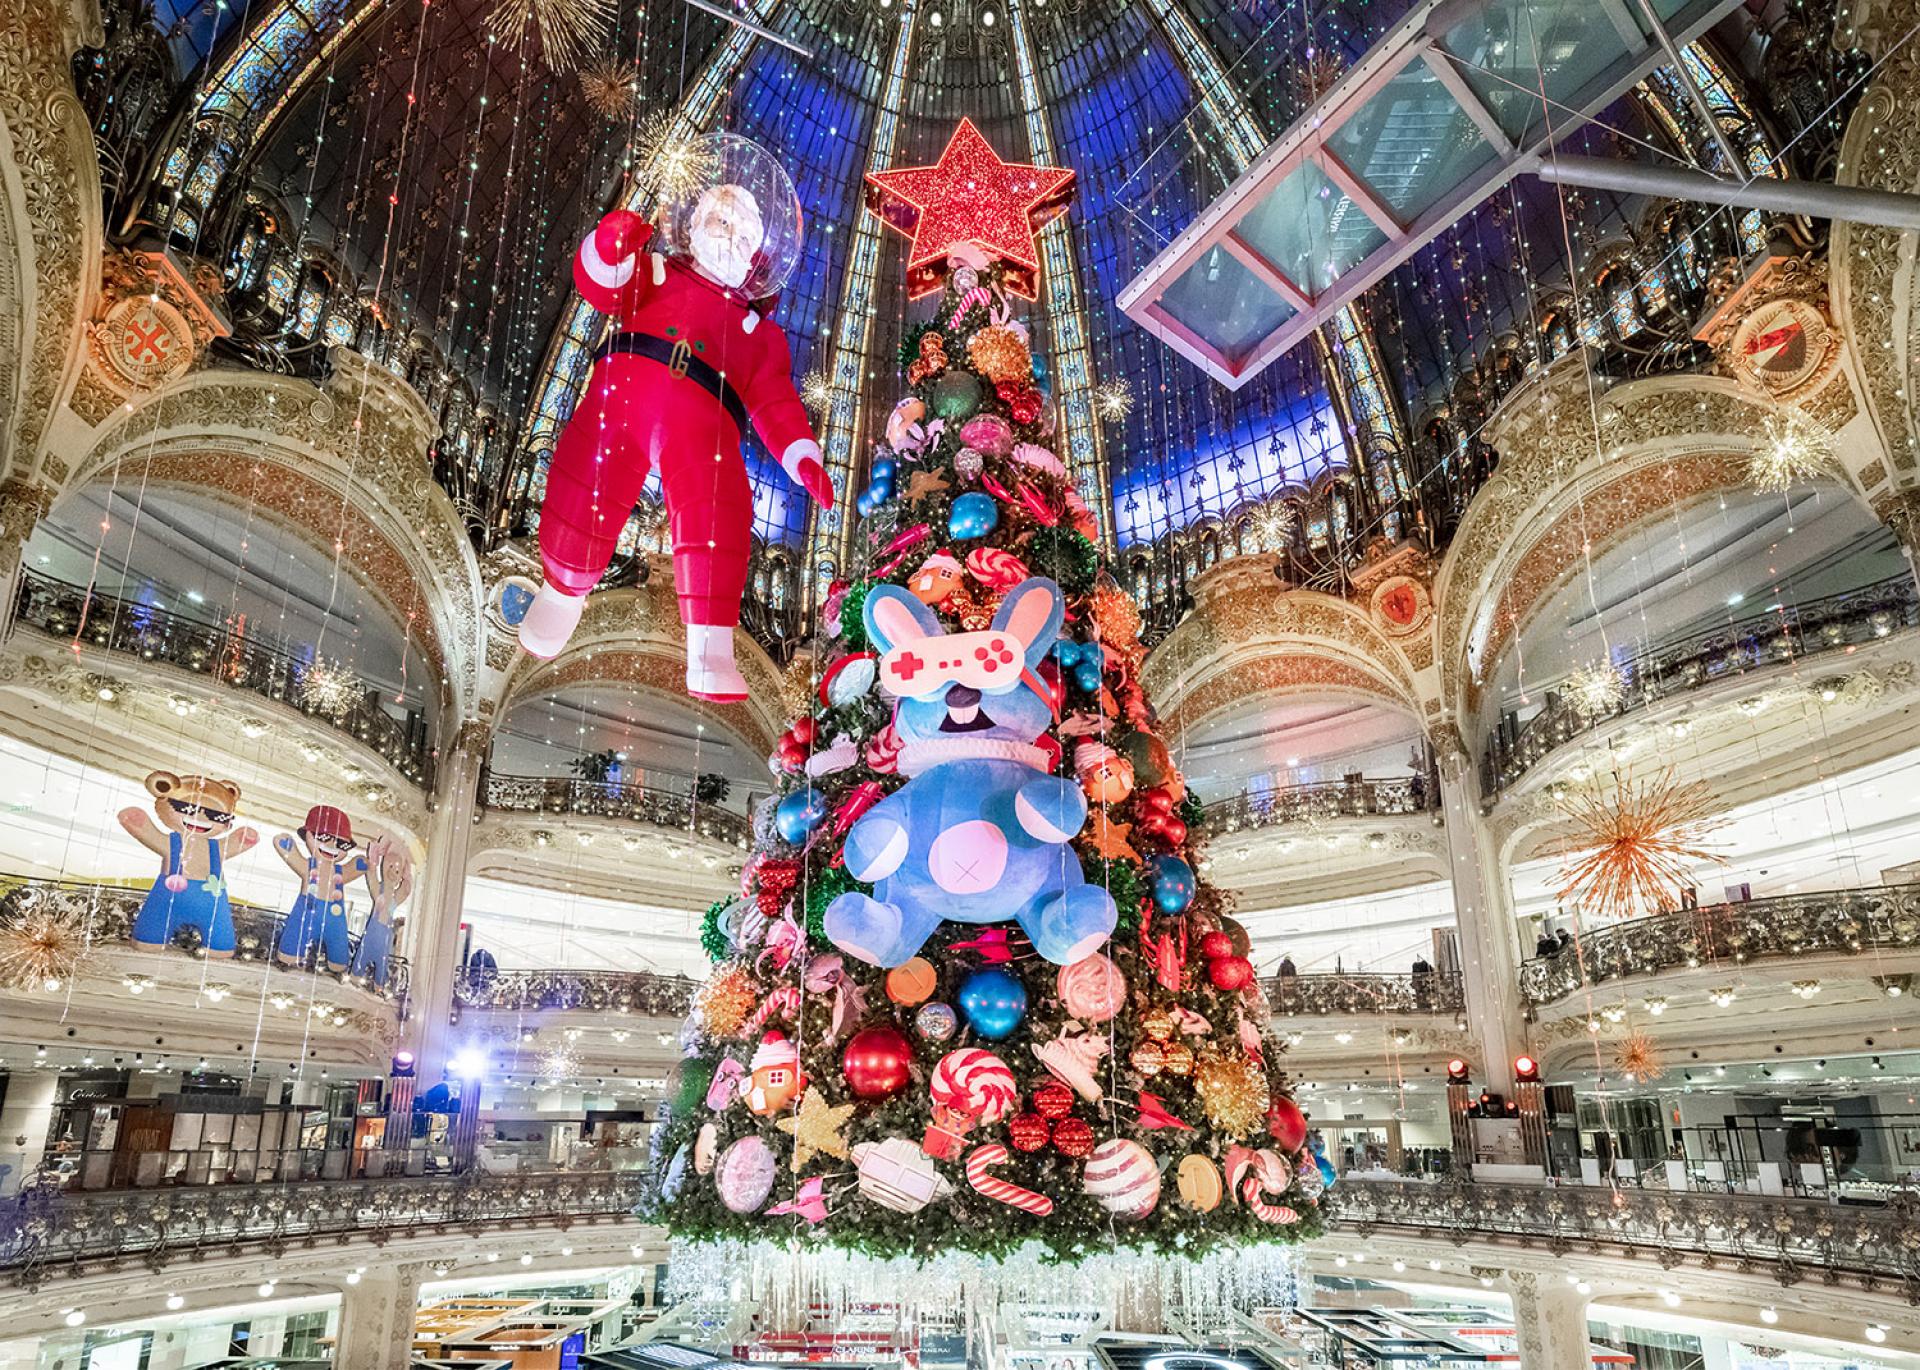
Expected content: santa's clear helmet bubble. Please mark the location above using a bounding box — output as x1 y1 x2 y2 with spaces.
655 133 802 300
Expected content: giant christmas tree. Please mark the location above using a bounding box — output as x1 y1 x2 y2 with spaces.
649 121 1325 1267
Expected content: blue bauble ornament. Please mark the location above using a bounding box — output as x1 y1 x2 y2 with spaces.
871 457 898 482
948 492 1000 540
1147 854 1195 914
1316 1153 1337 1190
956 966 1027 1039
1073 661 1103 693
775 786 829 844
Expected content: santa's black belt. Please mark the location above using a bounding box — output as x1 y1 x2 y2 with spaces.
595 330 749 435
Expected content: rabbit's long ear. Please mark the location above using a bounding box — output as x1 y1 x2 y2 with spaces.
864 584 943 654
994 577 1064 668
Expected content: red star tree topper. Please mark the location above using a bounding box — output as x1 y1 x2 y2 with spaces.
864 119 1076 299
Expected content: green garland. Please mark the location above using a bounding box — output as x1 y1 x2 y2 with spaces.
838 579 874 650
1026 525 1099 595
699 898 732 963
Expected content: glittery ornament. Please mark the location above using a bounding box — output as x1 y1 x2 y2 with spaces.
1160 1041 1195 1077
955 447 984 481
1194 1053 1269 1140
1130 1040 1167 1076
1142 1010 1175 1042
694 963 757 1038
907 332 949 385
967 325 1032 383
1008 1113 1050 1152
1032 1081 1075 1119
1051 1115 1094 1159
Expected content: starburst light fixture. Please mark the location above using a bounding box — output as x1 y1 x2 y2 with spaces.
1093 377 1134 422
299 658 361 715
540 1042 579 1082
578 55 639 120
1555 771 1726 921
1614 1031 1664 1081
0 900 91 991
634 111 721 206
1564 662 1626 717
488 0 613 72
1248 500 1297 552
800 369 835 414
1748 409 1834 494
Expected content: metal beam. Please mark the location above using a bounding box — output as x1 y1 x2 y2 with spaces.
1527 153 1920 232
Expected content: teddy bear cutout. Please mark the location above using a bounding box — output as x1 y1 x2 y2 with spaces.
119 772 260 957
824 577 1118 968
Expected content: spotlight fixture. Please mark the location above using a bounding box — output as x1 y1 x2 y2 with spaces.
1513 1055 1539 1083
1759 1307 1778 1325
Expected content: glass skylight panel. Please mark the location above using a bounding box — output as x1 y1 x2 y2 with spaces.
1158 245 1297 362
1441 0 1634 144
1327 61 1501 223
1235 160 1387 297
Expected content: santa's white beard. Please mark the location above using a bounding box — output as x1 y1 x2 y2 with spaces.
694 236 755 289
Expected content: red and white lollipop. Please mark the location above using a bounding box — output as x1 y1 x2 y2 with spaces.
922 1048 1016 1159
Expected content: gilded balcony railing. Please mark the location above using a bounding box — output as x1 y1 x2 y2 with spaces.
452 966 697 1017
1518 883 1920 1007
0 1169 647 1287
1327 1178 1920 1293
479 770 753 848
1265 970 1466 1019
1482 573 1920 797
11 571 434 786
1209 773 1440 834
0 878 410 1002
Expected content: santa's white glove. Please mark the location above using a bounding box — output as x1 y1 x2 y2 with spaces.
782 438 834 510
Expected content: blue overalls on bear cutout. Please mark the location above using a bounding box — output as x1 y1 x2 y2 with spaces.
132 831 236 954
823 577 1118 968
349 912 394 986
278 854 354 966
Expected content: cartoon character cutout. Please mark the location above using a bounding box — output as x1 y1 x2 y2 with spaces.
119 772 259 957
273 805 366 970
516 142 832 701
350 832 412 988
824 578 1118 968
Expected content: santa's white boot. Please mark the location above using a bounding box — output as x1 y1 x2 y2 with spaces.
686 624 748 702
518 584 589 659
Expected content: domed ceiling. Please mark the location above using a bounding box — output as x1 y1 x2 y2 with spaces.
149 0 1797 555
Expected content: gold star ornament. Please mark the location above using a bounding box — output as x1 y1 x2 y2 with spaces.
776 1088 857 1171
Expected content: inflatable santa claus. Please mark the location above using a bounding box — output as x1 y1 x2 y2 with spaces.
518 134 832 700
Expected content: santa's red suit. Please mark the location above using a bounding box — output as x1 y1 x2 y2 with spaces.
520 207 832 700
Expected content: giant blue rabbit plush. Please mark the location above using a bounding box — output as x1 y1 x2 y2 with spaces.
824 577 1119 967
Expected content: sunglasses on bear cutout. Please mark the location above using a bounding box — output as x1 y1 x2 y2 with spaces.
166 798 234 825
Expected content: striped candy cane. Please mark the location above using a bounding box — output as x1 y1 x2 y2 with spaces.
739 985 801 1038
965 1144 1054 1217
1241 1177 1300 1225
955 286 994 319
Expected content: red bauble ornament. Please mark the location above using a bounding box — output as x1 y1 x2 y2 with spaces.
1199 931 1234 961
1208 955 1254 992
842 1025 914 1099
1268 1096 1309 1152
1033 1081 1075 1120
1051 1116 1094 1158
1009 1113 1051 1152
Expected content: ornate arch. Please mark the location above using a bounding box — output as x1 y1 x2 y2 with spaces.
1144 561 1427 744
0 0 103 484
1431 365 1872 718
495 585 784 758
1831 0 1920 489
60 352 485 719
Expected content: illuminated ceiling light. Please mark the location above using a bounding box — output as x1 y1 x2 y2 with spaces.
1866 1326 1887 1344
1642 996 1667 1015
1564 663 1625 717
1660 1290 1680 1307
1759 1307 1778 1325
1707 987 1737 1008
165 1294 185 1311
1747 408 1833 494
1600 1003 1627 1023
1789 979 1821 999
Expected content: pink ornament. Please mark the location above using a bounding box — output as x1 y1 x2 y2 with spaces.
1083 1139 1161 1217
1011 442 1065 477
1056 951 1126 1022
833 781 886 837
714 1135 777 1213
865 723 904 774
959 414 1014 456
1241 1148 1299 1224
